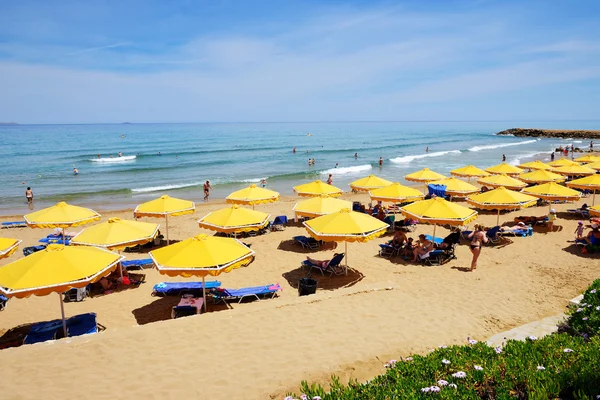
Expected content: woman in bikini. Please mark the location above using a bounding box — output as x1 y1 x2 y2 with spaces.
467 224 488 271
412 234 433 262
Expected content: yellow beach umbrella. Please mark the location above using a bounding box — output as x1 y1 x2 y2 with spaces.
24 202 100 241
405 168 446 183
450 165 490 179
575 155 600 163
71 218 159 251
0 244 122 337
522 182 581 211
198 205 270 235
349 175 393 192
567 175 600 205
0 238 21 260
467 187 537 225
584 161 600 171
304 208 388 272
518 160 552 171
589 205 600 217
429 178 479 198
226 184 280 209
519 169 566 184
548 158 580 167
400 197 478 239
551 164 596 177
485 162 523 176
294 180 343 197
292 195 352 220
369 182 424 203
150 234 254 311
477 174 527 190
134 195 195 244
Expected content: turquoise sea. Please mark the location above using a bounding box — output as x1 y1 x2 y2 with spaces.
1 121 598 215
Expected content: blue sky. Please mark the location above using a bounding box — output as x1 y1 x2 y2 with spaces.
1 0 599 124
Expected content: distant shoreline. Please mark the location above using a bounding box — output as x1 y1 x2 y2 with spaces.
0 122 18 126
497 128 600 139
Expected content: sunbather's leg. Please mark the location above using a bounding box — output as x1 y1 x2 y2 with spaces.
470 246 481 271
306 256 326 267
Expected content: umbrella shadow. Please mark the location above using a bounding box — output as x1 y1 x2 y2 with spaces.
0 323 31 350
132 296 229 325
282 266 364 291
277 240 337 253
124 240 180 253
89 273 147 298
562 243 600 259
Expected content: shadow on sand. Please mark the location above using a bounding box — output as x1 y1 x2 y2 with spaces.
132 296 229 325
282 266 364 291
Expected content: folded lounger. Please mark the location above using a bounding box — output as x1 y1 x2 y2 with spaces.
301 253 345 276
210 283 281 305
23 245 47 256
293 235 320 250
121 258 154 270
152 281 222 297
1 221 27 228
23 312 98 345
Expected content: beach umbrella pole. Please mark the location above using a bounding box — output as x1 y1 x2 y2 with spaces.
496 209 500 226
433 224 437 241
58 292 67 338
165 215 170 245
202 276 207 312
345 241 348 275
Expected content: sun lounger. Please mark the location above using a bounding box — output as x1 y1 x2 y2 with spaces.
39 237 71 245
23 245 46 256
379 243 400 258
210 283 281 305
23 313 99 345
428 184 447 198
424 234 444 244
293 235 321 250
121 258 154 270
423 244 457 266
567 208 590 219
271 215 288 231
172 296 204 318
152 281 222 297
498 227 533 237
1 221 26 228
301 253 345 276
0 295 7 311
64 285 91 302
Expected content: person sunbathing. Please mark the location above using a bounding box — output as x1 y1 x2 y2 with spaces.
500 222 528 232
412 234 433 262
305 253 342 268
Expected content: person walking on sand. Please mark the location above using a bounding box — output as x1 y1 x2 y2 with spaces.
327 174 333 185
379 157 383 167
467 224 487 271
203 180 212 201
547 209 557 232
575 221 585 240
25 187 34 209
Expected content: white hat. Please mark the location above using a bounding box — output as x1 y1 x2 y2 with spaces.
550 209 556 213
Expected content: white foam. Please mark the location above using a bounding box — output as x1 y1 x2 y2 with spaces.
321 164 372 175
241 177 266 183
132 181 202 193
468 140 537 152
510 151 544 166
573 140 583 143
389 150 461 164
90 155 136 163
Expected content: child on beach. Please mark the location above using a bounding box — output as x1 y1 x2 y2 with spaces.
575 221 585 239
547 209 557 232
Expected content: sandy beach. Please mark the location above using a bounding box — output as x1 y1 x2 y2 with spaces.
0 191 598 399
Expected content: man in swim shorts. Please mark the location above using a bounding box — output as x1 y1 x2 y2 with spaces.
25 187 33 209
204 180 212 201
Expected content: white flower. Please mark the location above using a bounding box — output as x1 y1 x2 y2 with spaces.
564 348 574 353
528 335 538 340
590 289 596 294
474 365 483 371
312 397 322 400
421 387 431 393
448 383 458 389
581 303 587 307
437 380 448 386
494 346 502 354
430 386 441 393
439 345 447 349
576 308 584 313
452 371 467 379
467 337 478 345
583 317 589 321
442 359 451 365
300 395 308 400
284 397 294 400
405 357 413 361
537 366 545 371
385 360 397 368
596 306 600 311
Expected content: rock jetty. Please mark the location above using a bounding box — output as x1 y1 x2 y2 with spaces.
496 128 600 139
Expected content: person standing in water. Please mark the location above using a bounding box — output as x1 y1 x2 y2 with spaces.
73 168 79 175
354 153 358 159
426 147 429 153
327 174 333 185
203 180 212 201
293 147 296 153
551 151 555 161
379 157 383 167
502 154 506 162
25 187 34 209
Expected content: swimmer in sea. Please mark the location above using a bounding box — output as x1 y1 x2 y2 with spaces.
118 152 122 157
73 168 79 175
97 154 101 158
354 153 358 159
426 147 429 153
379 157 383 167
293 147 296 153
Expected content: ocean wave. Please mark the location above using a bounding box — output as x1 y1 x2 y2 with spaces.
509 151 545 166
321 164 372 175
389 150 461 164
131 182 203 193
468 140 538 152
241 177 267 183
89 155 136 163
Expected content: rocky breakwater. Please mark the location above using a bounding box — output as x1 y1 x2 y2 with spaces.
497 128 600 139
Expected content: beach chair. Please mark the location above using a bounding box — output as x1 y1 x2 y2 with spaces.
210 283 281 306
121 258 154 271
64 285 91 302
567 208 590 219
498 226 533 237
485 226 503 245
424 234 444 245
394 218 417 232
152 281 222 297
301 253 345 276
383 215 395 232
23 245 46 256
423 244 457 266
23 313 99 345
271 215 288 231
0 295 7 311
1 221 26 229
378 243 400 258
39 237 71 245
293 235 320 250
66 313 99 337
427 184 447 198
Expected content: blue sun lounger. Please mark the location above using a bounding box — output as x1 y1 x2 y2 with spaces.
39 236 71 245
293 235 321 250
0 295 7 311
210 283 281 306
424 234 444 245
23 312 99 345
1 221 27 228
121 258 154 270
152 281 222 297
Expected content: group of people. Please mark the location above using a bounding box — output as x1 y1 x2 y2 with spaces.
387 227 462 264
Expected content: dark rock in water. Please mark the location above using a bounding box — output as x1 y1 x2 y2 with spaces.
497 128 600 139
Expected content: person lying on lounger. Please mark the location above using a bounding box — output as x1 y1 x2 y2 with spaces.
305 253 343 268
500 222 528 232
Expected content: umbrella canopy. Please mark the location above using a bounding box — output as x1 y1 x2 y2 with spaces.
400 197 478 226
575 155 600 163
369 182 424 203
477 174 527 190
24 201 100 229
518 160 552 170
467 187 537 224
0 238 21 259
428 178 479 197
71 217 160 251
133 195 195 244
519 169 566 184
551 164 596 176
293 195 352 219
293 180 342 197
150 234 254 311
225 184 280 206
404 168 446 183
548 158 580 167
566 175 600 205
0 244 123 337
583 161 600 171
485 162 523 176
198 205 270 234
349 175 393 192
450 165 490 178
522 182 581 202
589 205 600 217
